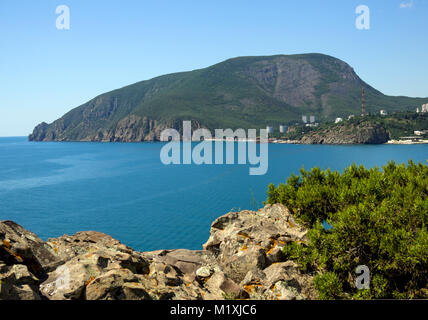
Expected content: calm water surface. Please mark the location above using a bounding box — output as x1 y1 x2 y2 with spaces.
0 137 427 251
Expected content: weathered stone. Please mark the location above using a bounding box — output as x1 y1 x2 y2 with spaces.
0 264 41 300
263 261 299 285
0 220 61 276
40 258 95 300
266 244 286 264
241 269 266 286
222 247 267 283
203 271 248 300
122 282 153 300
195 266 212 278
261 261 317 299
269 280 302 300
143 249 216 285
203 204 307 284
85 268 151 300
2 204 316 300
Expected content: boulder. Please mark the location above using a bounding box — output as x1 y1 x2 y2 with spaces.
203 204 307 284
85 268 151 300
40 253 102 300
204 271 249 300
195 266 212 278
1 204 316 300
261 261 317 300
39 242 151 300
0 221 61 276
0 264 41 300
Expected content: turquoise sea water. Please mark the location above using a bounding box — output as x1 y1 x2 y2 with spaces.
0 137 427 251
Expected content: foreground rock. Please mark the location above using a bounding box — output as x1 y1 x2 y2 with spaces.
203 204 316 299
0 204 316 300
0 221 62 299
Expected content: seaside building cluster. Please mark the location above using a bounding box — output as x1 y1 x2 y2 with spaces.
301 115 319 127
266 125 288 134
416 103 428 113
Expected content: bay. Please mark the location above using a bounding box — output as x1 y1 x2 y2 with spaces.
0 137 426 251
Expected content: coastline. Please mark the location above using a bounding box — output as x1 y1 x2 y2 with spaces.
0 204 317 300
22 135 428 145
386 139 428 145
269 138 428 145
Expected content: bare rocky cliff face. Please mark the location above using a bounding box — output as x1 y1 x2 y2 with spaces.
241 55 360 108
0 204 317 300
299 122 390 144
29 116 204 142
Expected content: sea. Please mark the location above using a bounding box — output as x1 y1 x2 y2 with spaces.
0 137 427 251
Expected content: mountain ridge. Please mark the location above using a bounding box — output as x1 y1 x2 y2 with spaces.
29 53 428 142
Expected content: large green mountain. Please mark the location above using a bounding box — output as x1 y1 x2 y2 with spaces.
29 54 427 142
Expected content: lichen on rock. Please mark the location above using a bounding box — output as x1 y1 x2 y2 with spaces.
0 204 316 300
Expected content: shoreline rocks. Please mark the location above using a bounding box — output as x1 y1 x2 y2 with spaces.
299 122 389 144
0 204 317 300
29 116 206 142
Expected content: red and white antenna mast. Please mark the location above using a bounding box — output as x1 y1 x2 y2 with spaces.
361 87 366 116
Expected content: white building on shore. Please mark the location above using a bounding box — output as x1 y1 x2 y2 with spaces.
279 125 287 133
302 115 308 123
335 117 343 124
414 130 428 136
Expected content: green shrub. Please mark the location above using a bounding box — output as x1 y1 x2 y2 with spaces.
268 160 428 299
314 272 343 300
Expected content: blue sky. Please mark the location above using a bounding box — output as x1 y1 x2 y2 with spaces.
0 0 427 136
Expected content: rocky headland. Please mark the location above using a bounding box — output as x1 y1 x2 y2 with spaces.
28 54 427 143
299 121 389 144
0 204 317 300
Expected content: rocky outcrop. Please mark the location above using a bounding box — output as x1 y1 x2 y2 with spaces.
300 121 389 144
0 221 62 299
203 204 315 299
97 116 205 142
29 115 205 142
0 204 317 300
